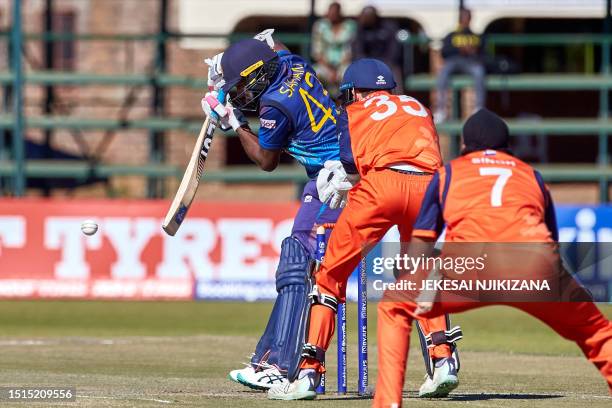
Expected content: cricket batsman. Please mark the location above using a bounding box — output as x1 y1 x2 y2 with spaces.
374 109 612 407
200 32 347 390
268 58 462 400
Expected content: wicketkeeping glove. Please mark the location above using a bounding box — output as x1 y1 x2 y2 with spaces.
316 160 354 209
201 91 248 132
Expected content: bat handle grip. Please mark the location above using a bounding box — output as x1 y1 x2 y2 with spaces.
209 89 226 121
217 89 226 103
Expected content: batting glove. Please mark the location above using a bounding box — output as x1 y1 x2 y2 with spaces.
316 160 354 209
201 91 248 132
204 52 225 92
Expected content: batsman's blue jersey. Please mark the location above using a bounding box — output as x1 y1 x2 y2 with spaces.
258 52 340 179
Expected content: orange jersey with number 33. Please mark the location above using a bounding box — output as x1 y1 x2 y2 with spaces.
344 91 442 176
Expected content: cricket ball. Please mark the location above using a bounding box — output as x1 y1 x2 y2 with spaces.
81 219 98 236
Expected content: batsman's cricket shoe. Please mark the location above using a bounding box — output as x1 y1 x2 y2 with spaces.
228 355 257 385
418 357 459 398
267 369 319 400
228 365 255 384
236 362 288 391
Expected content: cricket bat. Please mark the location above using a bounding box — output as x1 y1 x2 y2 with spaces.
162 116 217 236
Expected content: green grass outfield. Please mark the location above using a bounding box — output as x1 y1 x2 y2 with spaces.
0 301 610 407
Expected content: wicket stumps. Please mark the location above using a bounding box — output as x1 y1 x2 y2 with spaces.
314 224 368 396
315 225 327 395
357 256 368 396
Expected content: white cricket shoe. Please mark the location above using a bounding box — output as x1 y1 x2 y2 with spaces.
228 365 254 384
418 357 459 398
267 369 318 400
237 362 288 391
228 355 257 385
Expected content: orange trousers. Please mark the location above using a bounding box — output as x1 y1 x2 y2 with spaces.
303 170 452 372
374 300 612 408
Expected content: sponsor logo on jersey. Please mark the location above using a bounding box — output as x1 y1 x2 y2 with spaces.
304 195 313 203
471 156 516 166
376 75 387 86
260 118 277 129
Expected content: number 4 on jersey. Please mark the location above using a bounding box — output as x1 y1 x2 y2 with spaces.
299 88 336 133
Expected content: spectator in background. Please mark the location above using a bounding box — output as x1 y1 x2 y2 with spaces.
435 8 486 123
352 6 403 92
311 2 356 93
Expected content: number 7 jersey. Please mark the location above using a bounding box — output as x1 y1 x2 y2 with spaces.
412 150 558 242
339 91 442 176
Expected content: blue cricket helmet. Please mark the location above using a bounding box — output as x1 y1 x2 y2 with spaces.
340 58 397 92
220 38 279 111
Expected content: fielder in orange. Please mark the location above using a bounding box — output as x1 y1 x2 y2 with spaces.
268 58 461 400
374 109 612 407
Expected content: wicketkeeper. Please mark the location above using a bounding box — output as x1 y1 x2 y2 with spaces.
268 58 462 401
